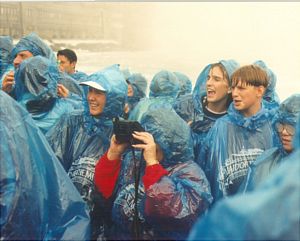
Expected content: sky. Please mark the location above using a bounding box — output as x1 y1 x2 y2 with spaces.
148 2 300 101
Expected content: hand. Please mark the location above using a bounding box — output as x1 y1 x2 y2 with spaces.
2 71 15 93
107 135 129 160
132 132 159 166
57 84 69 98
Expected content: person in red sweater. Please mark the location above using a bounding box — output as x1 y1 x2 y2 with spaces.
94 108 212 240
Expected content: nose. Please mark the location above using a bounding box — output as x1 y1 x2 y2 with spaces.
13 55 22 68
281 127 290 135
231 87 238 97
88 90 96 101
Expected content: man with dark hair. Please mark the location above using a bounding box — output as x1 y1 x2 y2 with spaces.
57 48 87 82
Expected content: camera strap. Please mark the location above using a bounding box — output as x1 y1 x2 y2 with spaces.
131 146 143 240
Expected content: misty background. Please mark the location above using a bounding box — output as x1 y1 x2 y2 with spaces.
1 2 299 100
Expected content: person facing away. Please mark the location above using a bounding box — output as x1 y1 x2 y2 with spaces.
188 114 300 241
199 64 277 203
13 55 83 134
0 90 90 241
253 60 280 110
173 60 239 163
94 108 212 240
239 93 300 192
46 64 127 238
128 69 180 122
0 36 14 80
57 48 87 82
123 72 148 119
173 71 192 97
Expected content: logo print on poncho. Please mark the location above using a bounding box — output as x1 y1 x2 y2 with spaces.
218 148 264 195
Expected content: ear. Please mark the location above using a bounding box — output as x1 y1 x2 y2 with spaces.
256 86 265 98
71 61 76 70
227 87 232 94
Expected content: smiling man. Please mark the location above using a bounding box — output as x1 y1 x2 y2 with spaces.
199 64 278 204
46 64 127 239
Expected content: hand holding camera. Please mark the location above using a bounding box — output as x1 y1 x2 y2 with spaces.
111 117 159 165
131 132 159 166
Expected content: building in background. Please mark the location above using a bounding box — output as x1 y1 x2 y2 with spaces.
0 2 155 51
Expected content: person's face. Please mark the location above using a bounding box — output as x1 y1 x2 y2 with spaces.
13 50 33 68
206 66 230 105
276 122 295 153
57 55 76 74
87 87 106 117
127 84 134 97
232 81 264 117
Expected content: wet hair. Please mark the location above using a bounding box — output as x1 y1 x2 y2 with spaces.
57 49 77 63
210 63 230 84
231 64 269 88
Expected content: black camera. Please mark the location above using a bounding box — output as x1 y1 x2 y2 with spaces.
113 117 145 144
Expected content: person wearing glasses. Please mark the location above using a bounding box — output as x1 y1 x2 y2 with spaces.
239 93 300 192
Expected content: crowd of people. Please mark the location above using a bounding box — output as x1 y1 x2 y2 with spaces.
1 32 299 241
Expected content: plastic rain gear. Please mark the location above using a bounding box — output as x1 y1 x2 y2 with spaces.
11 32 56 63
199 102 277 203
13 56 84 133
239 94 300 192
254 60 280 110
70 71 88 82
0 91 90 240
0 36 13 81
46 64 127 237
129 70 180 122
123 73 148 119
110 109 212 240
174 60 239 162
188 115 300 241
173 71 192 97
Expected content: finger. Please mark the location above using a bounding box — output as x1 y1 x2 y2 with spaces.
131 144 147 149
132 132 154 142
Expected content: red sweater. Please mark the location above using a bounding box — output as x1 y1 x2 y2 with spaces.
94 152 168 199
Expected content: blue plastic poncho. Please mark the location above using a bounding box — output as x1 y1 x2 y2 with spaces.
129 70 180 122
11 32 56 63
111 109 212 240
124 73 148 118
174 60 239 162
188 116 300 241
0 91 90 240
14 56 83 133
0 36 13 80
254 60 280 110
149 70 180 98
199 102 277 203
70 70 88 82
46 64 127 216
239 94 300 192
173 71 192 97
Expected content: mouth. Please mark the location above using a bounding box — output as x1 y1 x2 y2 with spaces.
89 103 99 109
207 90 215 97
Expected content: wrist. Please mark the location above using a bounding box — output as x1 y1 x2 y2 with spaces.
107 149 122 161
146 159 159 166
